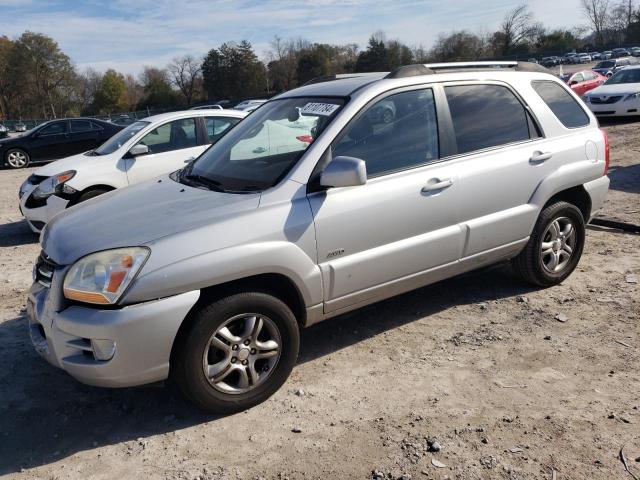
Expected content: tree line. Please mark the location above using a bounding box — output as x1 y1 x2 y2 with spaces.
1 1 640 120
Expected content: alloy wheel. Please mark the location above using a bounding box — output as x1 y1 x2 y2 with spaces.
540 217 576 273
202 313 281 394
7 151 27 168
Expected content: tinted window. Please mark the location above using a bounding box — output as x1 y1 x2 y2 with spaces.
333 89 439 177
137 118 198 154
205 117 240 143
531 81 590 128
39 122 67 135
70 120 93 133
445 84 531 154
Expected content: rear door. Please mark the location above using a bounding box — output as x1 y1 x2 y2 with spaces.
124 117 206 184
440 82 556 259
68 119 102 154
308 87 464 313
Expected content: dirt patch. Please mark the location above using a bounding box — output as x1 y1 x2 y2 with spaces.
0 121 638 479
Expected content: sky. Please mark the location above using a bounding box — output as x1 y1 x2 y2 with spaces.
1 0 584 75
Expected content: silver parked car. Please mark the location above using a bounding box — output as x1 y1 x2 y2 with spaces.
28 62 610 413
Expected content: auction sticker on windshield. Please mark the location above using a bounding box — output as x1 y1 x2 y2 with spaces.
301 102 340 116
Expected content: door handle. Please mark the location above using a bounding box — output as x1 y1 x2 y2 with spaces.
530 151 553 163
184 157 196 163
253 146 267 154
421 178 453 193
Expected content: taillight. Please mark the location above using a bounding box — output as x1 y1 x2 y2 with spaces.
600 128 610 175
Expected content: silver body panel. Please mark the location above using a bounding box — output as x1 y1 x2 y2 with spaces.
29 68 610 387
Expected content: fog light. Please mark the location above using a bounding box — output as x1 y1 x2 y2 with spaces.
91 339 116 361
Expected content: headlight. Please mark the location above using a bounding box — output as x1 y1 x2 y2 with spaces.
32 170 77 199
63 247 150 305
624 92 640 102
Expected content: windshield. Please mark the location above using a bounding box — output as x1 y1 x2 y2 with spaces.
595 61 615 69
94 121 150 155
179 96 345 192
604 68 640 85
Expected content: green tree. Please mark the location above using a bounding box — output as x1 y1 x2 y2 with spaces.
355 34 389 72
136 67 181 110
202 41 266 100
92 69 126 114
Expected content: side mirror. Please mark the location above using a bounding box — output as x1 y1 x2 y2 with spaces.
129 144 149 157
569 80 578 85
320 156 367 188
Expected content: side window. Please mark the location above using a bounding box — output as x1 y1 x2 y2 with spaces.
70 120 93 133
137 118 198 154
444 84 531 155
90 121 104 131
40 122 67 136
205 117 240 143
531 80 590 128
573 73 584 83
332 88 439 177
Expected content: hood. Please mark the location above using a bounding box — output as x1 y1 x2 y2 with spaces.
41 176 261 265
0 135 20 147
34 151 97 176
587 83 640 96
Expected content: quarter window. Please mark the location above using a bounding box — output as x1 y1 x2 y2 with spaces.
531 80 590 128
137 118 198 154
205 117 241 143
333 88 439 177
445 84 532 155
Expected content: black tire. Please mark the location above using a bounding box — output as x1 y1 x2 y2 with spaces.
5 148 30 169
513 201 585 287
77 188 109 203
171 292 299 414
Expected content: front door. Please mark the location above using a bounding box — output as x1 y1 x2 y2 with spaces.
30 121 69 161
308 87 464 313
124 117 206 184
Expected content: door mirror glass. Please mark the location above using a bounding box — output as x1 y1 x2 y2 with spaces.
320 156 367 188
129 144 149 157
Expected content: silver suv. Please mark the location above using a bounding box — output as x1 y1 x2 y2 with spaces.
28 62 610 413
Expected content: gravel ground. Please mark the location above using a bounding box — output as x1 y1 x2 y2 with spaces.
0 120 638 480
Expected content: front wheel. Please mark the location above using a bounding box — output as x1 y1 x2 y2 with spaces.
513 201 585 287
171 292 300 414
6 149 30 169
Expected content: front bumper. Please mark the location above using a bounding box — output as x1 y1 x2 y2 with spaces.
19 190 70 233
587 98 640 117
27 271 200 388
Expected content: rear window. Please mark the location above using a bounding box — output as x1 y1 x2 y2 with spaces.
531 81 590 128
444 84 532 155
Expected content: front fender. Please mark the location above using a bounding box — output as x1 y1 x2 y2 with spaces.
121 241 323 308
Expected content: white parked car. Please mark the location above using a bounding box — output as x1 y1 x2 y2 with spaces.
583 65 640 117
234 99 267 111
19 109 246 232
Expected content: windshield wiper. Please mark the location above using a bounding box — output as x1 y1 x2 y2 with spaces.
182 174 227 192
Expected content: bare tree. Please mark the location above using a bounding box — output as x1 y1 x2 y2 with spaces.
581 0 611 45
496 4 537 55
167 55 202 106
609 0 637 43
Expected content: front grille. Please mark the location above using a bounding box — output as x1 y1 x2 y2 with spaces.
594 110 616 115
35 251 59 288
590 96 622 104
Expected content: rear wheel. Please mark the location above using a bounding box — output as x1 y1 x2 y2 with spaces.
6 149 29 169
171 292 299 414
513 201 585 287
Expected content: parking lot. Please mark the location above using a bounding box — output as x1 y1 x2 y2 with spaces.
0 119 638 479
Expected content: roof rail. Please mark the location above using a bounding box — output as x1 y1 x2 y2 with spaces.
424 61 518 70
385 61 551 79
302 72 386 86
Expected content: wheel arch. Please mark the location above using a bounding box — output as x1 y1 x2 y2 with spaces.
543 185 592 222
169 272 306 367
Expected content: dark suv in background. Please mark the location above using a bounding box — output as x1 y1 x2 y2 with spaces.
0 118 122 169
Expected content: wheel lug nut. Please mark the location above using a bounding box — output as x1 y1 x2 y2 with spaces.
244 340 250 346
250 348 256 355
231 357 237 363
242 360 248 365
232 344 238 351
